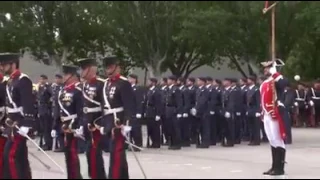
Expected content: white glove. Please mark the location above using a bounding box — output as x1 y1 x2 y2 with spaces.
51 130 57 138
210 111 215 115
246 112 248 116
310 101 314 106
183 113 188 118
177 114 182 118
121 125 132 136
155 116 161 121
17 126 29 137
75 126 84 136
269 64 277 75
236 112 241 116
100 127 105 135
136 114 142 119
225 112 231 118
255 113 261 117
190 108 197 116
294 102 298 106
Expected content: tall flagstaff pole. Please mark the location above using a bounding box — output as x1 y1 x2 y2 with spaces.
263 1 278 61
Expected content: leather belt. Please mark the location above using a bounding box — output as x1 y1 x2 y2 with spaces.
83 107 102 114
103 107 124 115
61 114 77 122
6 107 23 114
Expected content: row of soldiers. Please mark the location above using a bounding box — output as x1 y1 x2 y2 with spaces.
0 54 135 179
34 72 320 153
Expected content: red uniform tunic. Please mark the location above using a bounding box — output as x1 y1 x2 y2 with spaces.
260 72 286 140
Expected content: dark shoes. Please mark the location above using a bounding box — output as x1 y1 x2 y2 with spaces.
263 147 286 176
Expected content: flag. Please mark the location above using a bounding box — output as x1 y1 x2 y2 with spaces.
264 1 269 9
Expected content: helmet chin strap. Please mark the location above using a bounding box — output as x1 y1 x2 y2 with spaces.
64 74 73 85
107 65 118 77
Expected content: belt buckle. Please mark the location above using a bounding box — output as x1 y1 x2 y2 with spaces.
83 107 88 114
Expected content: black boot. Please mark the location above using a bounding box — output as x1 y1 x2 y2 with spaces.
269 147 285 176
263 146 276 175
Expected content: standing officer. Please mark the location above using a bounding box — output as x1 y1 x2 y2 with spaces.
293 82 308 127
145 78 162 148
246 76 261 146
239 77 249 141
0 72 7 178
51 74 64 152
191 77 210 148
37 74 53 150
51 64 83 179
221 78 237 147
128 74 144 151
160 77 169 145
283 83 294 144
207 77 220 146
78 58 107 179
186 77 197 145
231 79 242 144
165 76 183 150
177 77 191 147
0 53 35 179
260 60 288 176
212 79 223 143
98 56 135 179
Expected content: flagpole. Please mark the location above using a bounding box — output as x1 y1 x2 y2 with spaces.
271 7 275 61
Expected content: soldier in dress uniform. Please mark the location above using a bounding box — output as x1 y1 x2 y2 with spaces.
37 74 53 150
165 76 183 150
212 79 223 143
190 77 210 148
0 72 7 178
239 77 249 141
51 74 64 152
207 77 220 146
128 74 144 151
145 78 162 148
292 83 308 127
245 76 261 146
77 58 107 179
260 60 288 176
306 79 320 127
186 77 198 145
283 83 294 145
177 77 191 147
231 78 242 144
221 78 237 147
160 77 169 145
51 64 83 179
0 53 35 179
98 56 135 179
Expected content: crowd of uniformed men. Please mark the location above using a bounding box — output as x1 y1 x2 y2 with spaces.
34 70 320 152
1 52 320 179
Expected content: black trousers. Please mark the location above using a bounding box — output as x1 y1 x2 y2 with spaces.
210 114 217 145
181 115 191 145
190 115 199 144
64 133 82 179
109 129 129 179
86 130 107 179
168 115 182 148
146 118 161 147
130 118 143 147
161 115 170 144
198 114 211 146
39 113 53 148
3 134 32 179
222 116 235 146
248 116 261 144
234 115 242 144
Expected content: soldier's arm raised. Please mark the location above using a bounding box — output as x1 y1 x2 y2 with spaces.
19 77 35 128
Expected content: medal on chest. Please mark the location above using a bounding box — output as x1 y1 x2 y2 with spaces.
108 86 116 99
62 92 73 106
86 86 97 99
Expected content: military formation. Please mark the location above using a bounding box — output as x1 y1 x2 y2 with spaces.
0 52 320 179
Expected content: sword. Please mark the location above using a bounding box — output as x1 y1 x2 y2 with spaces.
124 132 147 179
15 125 65 174
29 151 51 170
